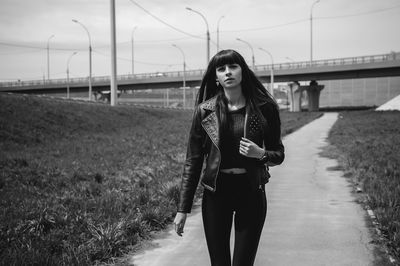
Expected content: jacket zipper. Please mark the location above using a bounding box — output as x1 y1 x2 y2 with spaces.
212 145 221 192
243 105 249 139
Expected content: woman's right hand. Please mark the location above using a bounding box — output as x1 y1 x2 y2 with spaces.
173 212 187 236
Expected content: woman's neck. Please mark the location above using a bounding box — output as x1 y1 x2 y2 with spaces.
224 87 245 110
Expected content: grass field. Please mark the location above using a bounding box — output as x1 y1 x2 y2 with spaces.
0 93 321 265
327 110 400 261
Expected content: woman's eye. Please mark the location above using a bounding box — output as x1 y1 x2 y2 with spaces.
217 67 225 72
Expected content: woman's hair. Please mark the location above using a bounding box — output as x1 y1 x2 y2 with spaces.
196 49 276 133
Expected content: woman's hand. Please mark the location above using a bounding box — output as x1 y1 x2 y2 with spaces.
173 212 187 237
239 137 264 159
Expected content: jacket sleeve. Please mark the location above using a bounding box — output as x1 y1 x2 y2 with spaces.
259 103 285 166
177 106 206 213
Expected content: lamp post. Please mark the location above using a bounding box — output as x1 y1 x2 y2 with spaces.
66 51 78 99
172 44 186 108
310 0 320 64
236 38 255 70
46 34 55 82
110 0 118 106
72 19 93 101
259 48 274 97
186 7 210 64
131 26 138 75
217 16 225 52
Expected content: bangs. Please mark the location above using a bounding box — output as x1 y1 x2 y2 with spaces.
213 50 243 68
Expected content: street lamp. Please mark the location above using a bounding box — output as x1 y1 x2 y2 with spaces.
237 38 255 70
66 52 78 99
46 34 55 82
131 26 138 75
172 44 186 108
72 19 93 101
258 48 274 97
217 16 225 52
110 0 118 107
186 7 210 65
310 0 320 64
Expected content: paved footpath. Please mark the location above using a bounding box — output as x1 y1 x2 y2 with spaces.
130 113 379 266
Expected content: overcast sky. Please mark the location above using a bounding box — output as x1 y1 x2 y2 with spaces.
0 0 399 81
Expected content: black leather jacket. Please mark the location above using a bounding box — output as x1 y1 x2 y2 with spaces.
178 96 285 213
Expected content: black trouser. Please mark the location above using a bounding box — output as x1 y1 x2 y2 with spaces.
202 172 267 266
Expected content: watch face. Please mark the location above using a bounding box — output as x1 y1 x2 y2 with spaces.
261 152 268 161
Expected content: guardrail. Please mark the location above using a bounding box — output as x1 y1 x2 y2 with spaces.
254 52 398 72
1 52 398 88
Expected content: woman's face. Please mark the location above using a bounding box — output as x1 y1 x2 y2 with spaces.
215 63 242 89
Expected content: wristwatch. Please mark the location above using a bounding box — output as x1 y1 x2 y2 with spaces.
258 150 268 162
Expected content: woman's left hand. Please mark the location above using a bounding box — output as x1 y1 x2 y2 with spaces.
239 137 264 159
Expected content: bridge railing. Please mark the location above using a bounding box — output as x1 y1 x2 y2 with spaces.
1 52 398 88
116 69 205 80
0 69 207 88
254 53 396 72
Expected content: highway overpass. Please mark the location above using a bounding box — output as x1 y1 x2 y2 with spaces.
1 52 399 94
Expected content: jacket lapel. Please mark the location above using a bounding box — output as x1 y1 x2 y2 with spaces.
200 97 220 149
246 103 265 144
201 112 219 148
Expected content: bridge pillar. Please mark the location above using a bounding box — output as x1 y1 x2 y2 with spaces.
300 80 324 111
288 81 302 112
288 81 324 111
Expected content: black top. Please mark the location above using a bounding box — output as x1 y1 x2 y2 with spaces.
220 106 246 169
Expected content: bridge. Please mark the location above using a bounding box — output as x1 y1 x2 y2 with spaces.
1 52 399 111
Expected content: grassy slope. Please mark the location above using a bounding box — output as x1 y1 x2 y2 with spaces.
327 110 400 261
0 93 321 265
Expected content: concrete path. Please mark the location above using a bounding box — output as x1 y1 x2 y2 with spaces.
130 113 377 266
376 93 400 111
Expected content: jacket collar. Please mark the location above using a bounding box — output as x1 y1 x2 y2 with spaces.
200 96 217 111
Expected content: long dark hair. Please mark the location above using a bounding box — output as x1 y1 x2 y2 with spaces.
196 49 276 133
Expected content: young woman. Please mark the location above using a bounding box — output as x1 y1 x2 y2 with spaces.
174 49 285 266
